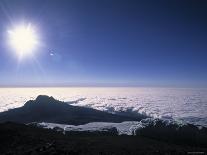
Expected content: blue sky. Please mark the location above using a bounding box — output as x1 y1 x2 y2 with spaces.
0 0 207 87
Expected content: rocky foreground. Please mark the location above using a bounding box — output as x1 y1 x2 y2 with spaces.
0 122 206 155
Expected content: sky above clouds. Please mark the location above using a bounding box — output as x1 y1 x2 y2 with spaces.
0 0 207 87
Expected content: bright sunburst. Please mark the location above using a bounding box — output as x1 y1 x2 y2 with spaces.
8 24 38 58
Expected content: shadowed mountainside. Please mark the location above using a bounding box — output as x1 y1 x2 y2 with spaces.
137 119 207 148
0 95 145 125
0 122 206 155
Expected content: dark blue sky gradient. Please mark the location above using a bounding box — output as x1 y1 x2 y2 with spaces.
0 0 207 87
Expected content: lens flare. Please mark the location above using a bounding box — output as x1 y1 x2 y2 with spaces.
8 24 38 58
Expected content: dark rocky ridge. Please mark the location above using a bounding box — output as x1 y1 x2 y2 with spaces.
0 95 145 125
0 122 206 155
137 119 207 148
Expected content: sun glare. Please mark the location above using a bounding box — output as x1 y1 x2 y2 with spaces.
8 24 38 58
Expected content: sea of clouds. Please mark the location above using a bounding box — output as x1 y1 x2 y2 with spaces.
0 87 207 127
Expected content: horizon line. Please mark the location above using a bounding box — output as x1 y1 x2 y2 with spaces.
0 84 206 89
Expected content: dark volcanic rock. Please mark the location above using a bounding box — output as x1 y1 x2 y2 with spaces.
136 119 207 147
0 122 206 155
0 95 143 125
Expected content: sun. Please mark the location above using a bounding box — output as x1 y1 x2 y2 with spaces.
8 24 38 58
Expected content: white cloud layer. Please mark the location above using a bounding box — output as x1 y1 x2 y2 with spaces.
0 87 206 126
